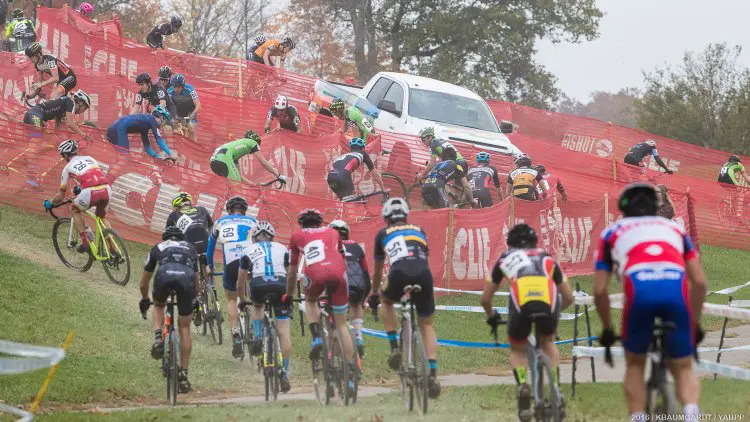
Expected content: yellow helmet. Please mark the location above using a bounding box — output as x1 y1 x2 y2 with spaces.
171 192 192 208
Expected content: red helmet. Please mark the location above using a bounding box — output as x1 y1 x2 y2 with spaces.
297 208 323 226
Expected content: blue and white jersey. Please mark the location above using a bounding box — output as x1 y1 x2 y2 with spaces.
247 241 289 279
206 214 256 266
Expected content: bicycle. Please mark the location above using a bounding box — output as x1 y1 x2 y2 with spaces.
47 198 131 285
20 89 46 108
394 284 430 414
407 179 474 210
141 291 181 406
492 313 564 422
343 190 389 204
199 270 223 345
256 293 288 401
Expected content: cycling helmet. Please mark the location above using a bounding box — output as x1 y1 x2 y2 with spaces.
535 164 547 174
225 196 248 213
158 66 172 80
281 37 295 49
507 223 537 248
152 105 170 121
349 138 365 149
514 153 531 167
24 42 42 57
171 192 192 208
419 127 435 140
382 197 409 223
254 34 267 44
73 90 91 108
329 98 345 112
729 155 741 163
274 95 288 110
297 208 323 227
618 183 658 217
329 220 349 240
644 139 657 147
476 152 490 163
170 16 183 29
441 146 457 161
244 129 261 143
170 74 185 87
162 225 184 241
79 2 93 15
58 139 78 156
12 8 23 18
253 220 276 240
135 72 152 85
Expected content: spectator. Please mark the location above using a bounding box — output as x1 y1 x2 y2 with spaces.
146 16 182 49
5 8 36 53
536 164 568 202
655 184 675 220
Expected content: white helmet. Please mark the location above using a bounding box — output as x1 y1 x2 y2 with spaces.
58 139 78 156
645 139 657 147
382 197 409 223
73 89 91 108
254 34 267 44
329 219 349 235
274 95 288 110
252 220 276 239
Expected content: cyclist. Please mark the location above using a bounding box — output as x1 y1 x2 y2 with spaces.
623 139 673 174
329 98 376 143
535 164 568 202
76 2 94 16
139 226 199 394
43 140 111 253
239 220 292 393
157 66 173 90
166 191 213 283
330 219 370 357
327 137 386 201
131 73 176 130
481 223 573 421
209 129 285 185
506 154 546 201
106 106 175 161
146 17 182 49
250 36 295 68
168 74 201 142
264 95 300 134
367 197 441 398
25 42 76 100
284 208 356 395
594 183 707 420
5 8 36 53
415 127 467 180
247 34 267 60
421 148 476 209
717 155 748 186
467 151 503 207
206 196 257 359
23 89 92 139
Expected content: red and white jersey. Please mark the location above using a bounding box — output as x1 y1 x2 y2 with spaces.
595 216 698 280
289 227 346 273
60 156 108 190
538 173 561 197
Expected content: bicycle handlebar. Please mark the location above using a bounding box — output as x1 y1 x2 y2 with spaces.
259 177 286 189
46 199 74 220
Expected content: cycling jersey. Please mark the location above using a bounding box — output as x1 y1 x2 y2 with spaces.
718 161 745 185
624 142 659 165
343 240 370 302
247 241 289 279
25 96 74 124
254 39 280 59
596 216 698 358
267 106 300 131
508 166 542 200
60 156 108 190
207 214 256 267
144 239 199 316
330 150 375 174
106 114 171 158
209 138 260 182
5 17 35 39
135 84 175 114
425 160 466 189
146 23 174 49
537 173 564 199
344 106 375 141
166 206 213 255
35 54 74 81
467 165 500 190
428 138 464 161
168 83 199 118
289 227 348 309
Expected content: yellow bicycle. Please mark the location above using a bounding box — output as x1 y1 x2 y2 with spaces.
47 199 131 285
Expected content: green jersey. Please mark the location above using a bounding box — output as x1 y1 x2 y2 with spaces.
718 161 745 185
210 138 261 182
344 106 375 141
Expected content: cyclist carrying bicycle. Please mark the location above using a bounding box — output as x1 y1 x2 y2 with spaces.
718 155 748 186
329 98 376 143
421 148 476 209
139 226 199 394
624 139 673 174
106 106 175 161
467 152 503 207
507 154 546 201
239 220 292 393
415 127 468 180
327 137 386 201
283 208 357 395
209 129 286 185
25 42 76 100
43 140 112 254
367 198 441 397
330 219 370 357
264 95 301 134
206 196 257 359
480 223 573 422
594 183 708 420
23 89 92 140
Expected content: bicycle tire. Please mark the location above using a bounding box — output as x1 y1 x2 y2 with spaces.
100 228 131 286
382 172 407 199
269 323 280 401
200 288 209 337
52 217 94 271
647 377 680 417
398 323 414 411
238 313 247 362
331 332 351 406
207 286 223 345
166 332 179 406
348 325 359 404
538 352 562 422
406 182 425 210
413 328 430 415
312 331 331 405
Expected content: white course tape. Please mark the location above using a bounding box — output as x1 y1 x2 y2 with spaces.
573 344 750 358
730 300 750 308
0 404 31 422
708 281 750 296
572 294 750 321
434 287 509 297
0 340 66 375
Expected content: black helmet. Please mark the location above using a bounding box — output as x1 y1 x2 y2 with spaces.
170 16 183 29
535 164 546 174
158 66 172 79
441 146 458 161
507 223 537 248
24 42 42 57
162 225 184 241
135 72 152 85
297 208 323 227
12 8 23 18
618 183 658 217
244 129 261 144
225 196 248 214
729 155 741 163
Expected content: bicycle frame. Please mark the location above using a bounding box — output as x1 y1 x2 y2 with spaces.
51 199 120 261
163 291 181 405
400 289 417 376
646 320 677 414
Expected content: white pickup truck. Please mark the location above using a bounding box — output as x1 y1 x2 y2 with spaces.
311 72 520 156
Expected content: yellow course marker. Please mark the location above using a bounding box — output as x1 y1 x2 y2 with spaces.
30 332 76 415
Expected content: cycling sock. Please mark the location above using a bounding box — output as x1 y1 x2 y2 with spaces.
352 319 363 340
684 404 700 417
252 319 263 338
631 412 647 421
153 329 161 341
79 231 90 246
513 367 528 385
283 358 289 373
387 331 398 350
428 359 437 376
309 323 321 339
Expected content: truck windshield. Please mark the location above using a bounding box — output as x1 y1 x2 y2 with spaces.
408 89 500 133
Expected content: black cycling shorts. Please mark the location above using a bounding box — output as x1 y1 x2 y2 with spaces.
473 188 493 208
210 159 230 178
58 74 77 94
507 300 560 344
222 257 250 293
185 229 209 255
383 263 435 317
23 110 44 127
421 184 449 209
146 34 163 49
250 53 264 64
249 276 290 319
327 171 355 200
348 285 369 306
279 122 298 132
153 265 197 316
623 153 642 166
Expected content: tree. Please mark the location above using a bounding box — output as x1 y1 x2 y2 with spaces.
114 0 166 43
558 88 639 127
635 43 750 154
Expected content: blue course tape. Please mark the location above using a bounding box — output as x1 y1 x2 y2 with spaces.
361 328 597 349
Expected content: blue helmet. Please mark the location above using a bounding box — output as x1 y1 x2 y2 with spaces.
349 138 365 149
476 152 490 163
170 73 185 86
152 105 171 120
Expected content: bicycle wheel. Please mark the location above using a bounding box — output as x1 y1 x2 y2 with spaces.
267 324 280 401
348 325 359 404
52 218 94 271
100 228 131 286
312 332 331 405
398 324 413 411
330 332 351 406
200 288 209 337
406 183 425 210
413 328 430 415
647 378 680 417
382 172 407 198
166 332 179 406
538 353 562 422
206 286 222 345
